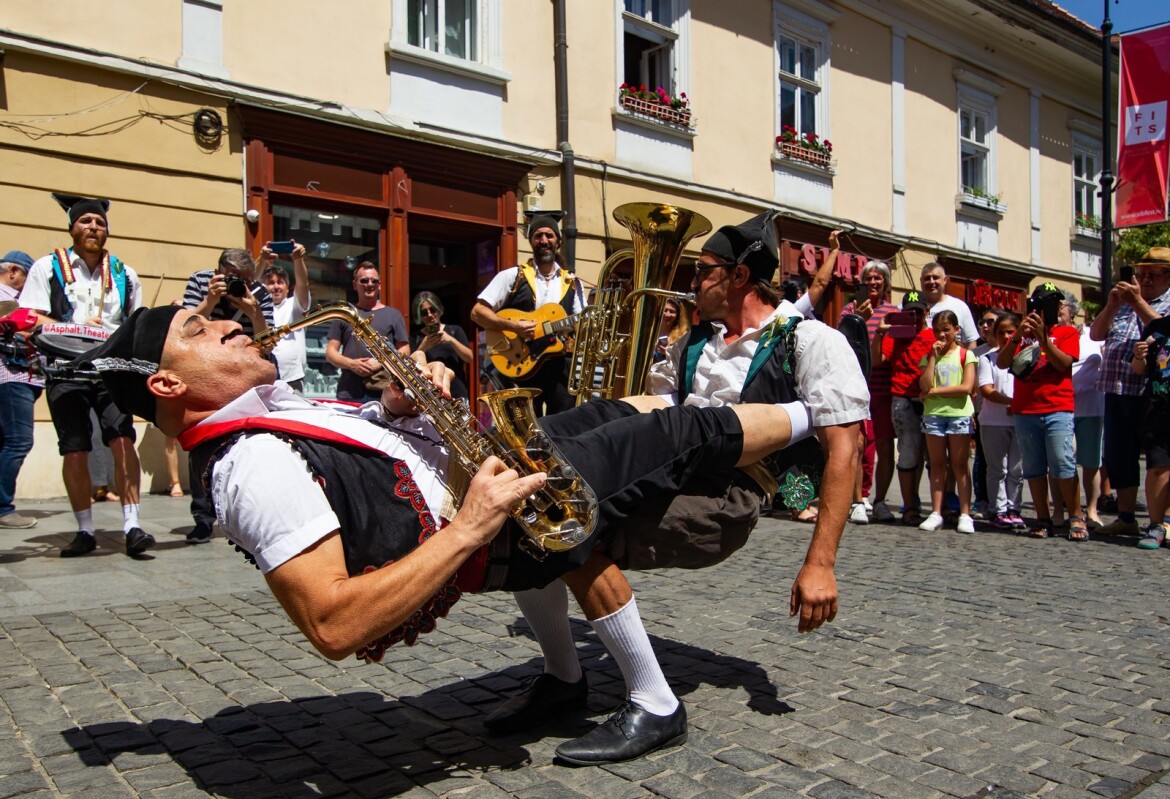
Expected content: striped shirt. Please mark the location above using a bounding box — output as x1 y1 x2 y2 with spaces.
0 283 44 387
1095 288 1170 397
182 269 274 337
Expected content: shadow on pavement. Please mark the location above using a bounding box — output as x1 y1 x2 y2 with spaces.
60 632 791 796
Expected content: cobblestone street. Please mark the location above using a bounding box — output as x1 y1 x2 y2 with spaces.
0 495 1167 798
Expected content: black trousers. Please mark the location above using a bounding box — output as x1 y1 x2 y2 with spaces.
507 358 575 417
488 399 745 591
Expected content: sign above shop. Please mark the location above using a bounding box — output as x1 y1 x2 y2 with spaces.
968 279 1023 311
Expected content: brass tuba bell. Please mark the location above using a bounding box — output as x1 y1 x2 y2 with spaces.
569 202 711 402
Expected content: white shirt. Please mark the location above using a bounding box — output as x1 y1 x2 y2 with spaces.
20 250 143 332
1072 328 1104 418
477 263 585 314
646 301 870 428
270 293 310 383
976 348 1014 427
205 383 450 574
926 295 979 346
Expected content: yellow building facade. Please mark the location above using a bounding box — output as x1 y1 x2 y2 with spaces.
1 0 1109 497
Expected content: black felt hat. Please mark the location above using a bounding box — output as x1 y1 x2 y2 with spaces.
526 213 562 242
81 305 182 424
52 193 111 230
701 211 779 280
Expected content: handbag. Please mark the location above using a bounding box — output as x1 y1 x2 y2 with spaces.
1009 342 1041 380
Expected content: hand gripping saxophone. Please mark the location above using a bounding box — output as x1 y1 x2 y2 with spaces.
255 302 597 558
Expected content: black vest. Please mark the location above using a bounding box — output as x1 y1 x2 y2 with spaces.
190 427 462 660
502 263 577 314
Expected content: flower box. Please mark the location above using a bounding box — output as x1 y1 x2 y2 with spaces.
776 141 832 169
618 94 694 128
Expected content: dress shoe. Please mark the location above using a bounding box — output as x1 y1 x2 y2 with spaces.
483 673 588 733
555 700 687 766
61 532 97 558
0 512 37 529
125 527 156 556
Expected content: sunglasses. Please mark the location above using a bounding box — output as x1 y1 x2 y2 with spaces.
980 318 997 325
357 278 381 286
420 307 439 317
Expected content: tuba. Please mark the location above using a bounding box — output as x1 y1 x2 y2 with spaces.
255 303 597 557
569 202 711 402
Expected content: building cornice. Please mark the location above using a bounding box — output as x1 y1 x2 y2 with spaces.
0 28 559 168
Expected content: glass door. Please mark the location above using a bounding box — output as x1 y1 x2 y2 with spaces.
271 205 382 398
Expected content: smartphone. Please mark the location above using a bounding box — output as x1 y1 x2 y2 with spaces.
422 322 440 335
1120 265 1134 283
885 311 918 339
266 240 295 255
853 281 867 307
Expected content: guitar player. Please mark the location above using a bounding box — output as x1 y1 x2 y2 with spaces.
471 214 585 416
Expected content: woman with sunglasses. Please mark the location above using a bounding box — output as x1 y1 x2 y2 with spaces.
410 291 472 401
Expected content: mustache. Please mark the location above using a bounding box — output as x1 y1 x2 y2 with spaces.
220 330 249 345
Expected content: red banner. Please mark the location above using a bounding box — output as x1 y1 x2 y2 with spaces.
1116 23 1170 228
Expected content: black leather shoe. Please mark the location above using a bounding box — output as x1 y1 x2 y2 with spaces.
125 527 156 556
555 701 687 766
60 532 97 558
483 674 588 733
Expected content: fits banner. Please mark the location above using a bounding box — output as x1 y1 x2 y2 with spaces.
1116 23 1170 228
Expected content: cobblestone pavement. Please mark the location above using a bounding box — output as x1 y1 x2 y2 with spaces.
0 495 1167 798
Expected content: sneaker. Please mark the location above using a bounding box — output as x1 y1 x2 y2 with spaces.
186 524 214 544
0 512 37 529
872 501 895 522
971 501 990 521
1137 524 1166 550
956 514 975 534
863 498 873 513
1008 513 1028 532
992 513 1014 530
849 502 869 524
919 512 944 531
1099 518 1141 537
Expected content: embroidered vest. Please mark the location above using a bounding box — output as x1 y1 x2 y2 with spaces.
49 248 131 322
502 262 577 314
187 418 465 662
680 317 825 508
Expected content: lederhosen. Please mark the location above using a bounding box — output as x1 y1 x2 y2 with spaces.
184 401 749 660
604 316 825 572
498 263 579 415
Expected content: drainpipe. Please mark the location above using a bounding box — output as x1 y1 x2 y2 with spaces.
553 0 577 271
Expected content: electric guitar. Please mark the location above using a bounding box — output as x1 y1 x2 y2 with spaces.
487 304 588 379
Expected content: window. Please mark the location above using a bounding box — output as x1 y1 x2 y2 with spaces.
774 5 831 146
1072 136 1102 228
622 0 678 93
777 34 821 136
407 0 478 61
955 74 1000 203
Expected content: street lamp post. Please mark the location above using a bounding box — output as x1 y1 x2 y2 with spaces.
1099 0 1115 297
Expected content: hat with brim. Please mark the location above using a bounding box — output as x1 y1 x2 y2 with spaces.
1136 247 1170 267
1030 281 1064 303
1 250 34 271
701 210 779 281
901 291 927 312
78 305 182 424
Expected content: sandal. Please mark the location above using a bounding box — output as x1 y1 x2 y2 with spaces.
169 482 185 498
1025 519 1053 539
1068 517 1089 542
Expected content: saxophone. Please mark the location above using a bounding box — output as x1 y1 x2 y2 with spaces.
254 302 597 557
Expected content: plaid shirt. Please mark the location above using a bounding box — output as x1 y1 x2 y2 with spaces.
0 283 44 388
1095 287 1170 396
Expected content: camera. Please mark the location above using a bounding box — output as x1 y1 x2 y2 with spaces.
225 275 248 298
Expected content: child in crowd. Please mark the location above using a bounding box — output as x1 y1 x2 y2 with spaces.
1131 315 1170 549
872 291 935 525
996 283 1085 541
917 311 976 532
978 312 1026 531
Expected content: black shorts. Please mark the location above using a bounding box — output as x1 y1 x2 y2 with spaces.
1145 409 1170 470
46 379 137 455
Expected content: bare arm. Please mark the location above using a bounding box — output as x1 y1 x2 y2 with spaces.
790 422 857 633
291 242 310 309
325 338 377 377
804 229 842 310
265 457 546 660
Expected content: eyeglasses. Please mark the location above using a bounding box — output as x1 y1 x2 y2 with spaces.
980 317 997 326
356 278 380 286
420 307 438 317
1135 269 1170 282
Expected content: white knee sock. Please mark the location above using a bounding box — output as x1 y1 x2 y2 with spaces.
589 596 678 716
778 400 812 444
122 503 140 534
74 508 95 537
513 581 582 683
